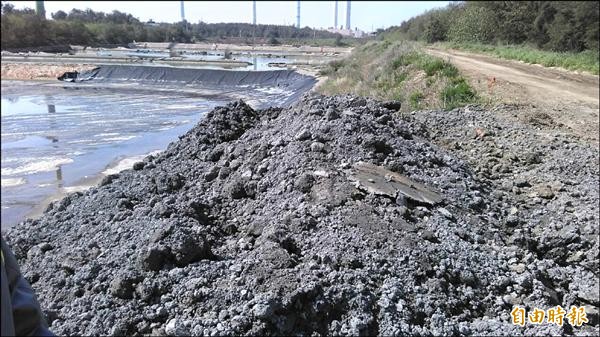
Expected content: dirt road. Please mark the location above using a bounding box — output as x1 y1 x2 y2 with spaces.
426 48 599 142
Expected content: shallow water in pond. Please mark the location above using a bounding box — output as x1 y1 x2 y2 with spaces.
1 79 296 228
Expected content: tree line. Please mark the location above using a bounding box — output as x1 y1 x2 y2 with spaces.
0 3 340 50
385 1 599 52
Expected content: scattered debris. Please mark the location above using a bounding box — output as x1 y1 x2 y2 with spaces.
347 162 443 205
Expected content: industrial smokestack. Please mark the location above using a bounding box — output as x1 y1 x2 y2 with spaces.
296 1 300 28
35 0 45 18
180 1 185 22
253 0 257 25
345 1 351 30
334 1 338 29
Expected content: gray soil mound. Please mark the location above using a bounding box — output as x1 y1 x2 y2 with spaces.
5 95 599 336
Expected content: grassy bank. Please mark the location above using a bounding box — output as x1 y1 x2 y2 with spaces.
438 42 599 75
317 40 477 111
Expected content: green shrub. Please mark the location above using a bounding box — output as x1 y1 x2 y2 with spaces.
334 34 344 46
441 77 477 110
392 53 458 77
391 52 420 69
409 91 425 109
395 72 408 84
268 37 280 45
426 77 435 87
420 58 446 76
319 59 346 75
420 57 458 77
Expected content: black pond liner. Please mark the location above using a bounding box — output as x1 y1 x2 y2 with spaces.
58 65 317 106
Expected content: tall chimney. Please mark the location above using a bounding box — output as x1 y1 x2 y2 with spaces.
180 1 185 21
334 1 338 29
296 1 300 28
253 0 257 25
345 1 351 30
35 0 45 18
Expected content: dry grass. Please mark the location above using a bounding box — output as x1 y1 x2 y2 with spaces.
318 40 477 111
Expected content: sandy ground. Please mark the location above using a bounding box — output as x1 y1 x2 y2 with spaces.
426 48 600 143
1 63 97 80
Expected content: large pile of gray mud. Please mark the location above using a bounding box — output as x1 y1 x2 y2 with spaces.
5 94 599 336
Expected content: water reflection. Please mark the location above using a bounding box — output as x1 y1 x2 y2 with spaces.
56 165 63 188
47 101 61 186
46 103 59 147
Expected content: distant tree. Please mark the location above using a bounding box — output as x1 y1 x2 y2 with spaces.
1 5 346 49
1 2 14 14
530 2 556 48
334 33 343 46
545 8 583 51
51 10 67 20
448 5 496 44
268 36 280 45
423 15 445 43
383 1 598 53
105 10 138 24
574 1 599 51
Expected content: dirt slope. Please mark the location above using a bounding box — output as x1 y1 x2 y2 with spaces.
426 48 599 143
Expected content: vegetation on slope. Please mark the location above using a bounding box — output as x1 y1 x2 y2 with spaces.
380 1 599 74
319 1 598 107
318 41 477 111
387 1 598 53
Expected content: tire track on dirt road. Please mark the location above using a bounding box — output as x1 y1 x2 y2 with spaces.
426 48 599 142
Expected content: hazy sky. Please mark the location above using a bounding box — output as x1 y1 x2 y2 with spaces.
7 1 450 32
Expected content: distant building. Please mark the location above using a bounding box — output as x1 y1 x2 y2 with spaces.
145 19 159 27
327 27 365 38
